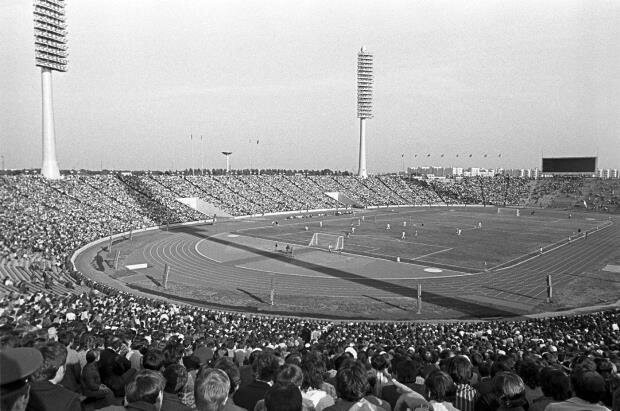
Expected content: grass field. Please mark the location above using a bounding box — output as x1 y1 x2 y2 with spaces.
236 206 607 272
78 206 617 320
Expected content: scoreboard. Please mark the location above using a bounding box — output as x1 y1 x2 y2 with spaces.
542 157 597 173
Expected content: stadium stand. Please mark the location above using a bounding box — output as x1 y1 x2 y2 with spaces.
1 172 619 410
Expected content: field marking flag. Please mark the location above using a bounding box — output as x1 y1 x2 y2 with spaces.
583 200 588 209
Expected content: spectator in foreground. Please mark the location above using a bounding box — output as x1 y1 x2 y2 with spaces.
234 352 279 411
102 369 165 411
325 359 389 411
529 367 571 411
162 364 192 411
0 347 43 411
194 368 240 411
425 370 458 411
496 372 528 411
265 382 303 411
27 342 82 411
545 367 610 411
448 355 478 411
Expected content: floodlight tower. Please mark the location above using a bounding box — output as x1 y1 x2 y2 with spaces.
357 46 373 179
34 0 68 179
221 152 232 173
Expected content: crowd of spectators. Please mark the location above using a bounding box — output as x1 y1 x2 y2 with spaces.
1 172 619 411
0 287 619 410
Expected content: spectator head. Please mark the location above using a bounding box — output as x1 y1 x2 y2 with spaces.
394 358 421 383
301 351 327 391
56 331 74 348
370 353 389 372
335 360 368 402
276 363 304 387
497 372 526 409
125 370 165 409
195 368 230 411
31 342 67 383
491 355 516 377
425 370 455 402
163 363 188 394
516 360 540 389
252 352 279 382
143 348 165 371
570 369 606 404
163 342 184 367
0 348 43 411
264 382 302 411
447 355 473 385
85 349 99 364
539 367 571 401
213 357 241 395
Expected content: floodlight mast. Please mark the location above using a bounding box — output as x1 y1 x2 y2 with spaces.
357 46 373 179
34 0 68 179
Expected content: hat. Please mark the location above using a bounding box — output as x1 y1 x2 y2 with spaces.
0 347 43 385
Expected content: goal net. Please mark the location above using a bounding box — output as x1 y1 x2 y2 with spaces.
308 233 344 251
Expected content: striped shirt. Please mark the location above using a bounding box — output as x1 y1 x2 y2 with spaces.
454 383 477 411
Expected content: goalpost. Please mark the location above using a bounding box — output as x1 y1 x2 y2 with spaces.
308 233 344 251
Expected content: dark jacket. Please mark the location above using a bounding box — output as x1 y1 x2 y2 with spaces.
27 380 83 411
161 391 193 411
234 380 271 411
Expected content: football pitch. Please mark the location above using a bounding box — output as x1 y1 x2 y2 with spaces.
236 206 608 272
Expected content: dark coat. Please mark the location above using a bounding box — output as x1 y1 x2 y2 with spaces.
233 380 271 411
27 380 83 411
161 391 193 411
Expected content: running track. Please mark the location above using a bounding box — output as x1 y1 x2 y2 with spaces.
94 215 620 319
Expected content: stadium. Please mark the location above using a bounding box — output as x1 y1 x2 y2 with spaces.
1 1 619 411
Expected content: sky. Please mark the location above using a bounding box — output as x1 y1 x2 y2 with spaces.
1 0 619 173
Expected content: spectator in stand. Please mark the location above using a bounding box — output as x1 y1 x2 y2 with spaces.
529 368 571 411
194 368 240 411
517 360 543 407
265 382 303 411
161 364 192 411
101 369 166 411
300 352 335 411
370 353 392 398
0 347 43 411
381 358 425 410
496 372 528 411
234 352 279 411
26 342 82 411
448 355 478 411
325 359 389 411
212 357 245 411
81 349 115 409
545 364 610 411
425 370 458 411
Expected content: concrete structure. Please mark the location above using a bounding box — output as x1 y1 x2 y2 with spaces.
34 0 68 179
221 151 232 172
357 47 373 179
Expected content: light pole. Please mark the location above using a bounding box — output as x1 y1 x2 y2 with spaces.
357 46 373 179
34 0 68 179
